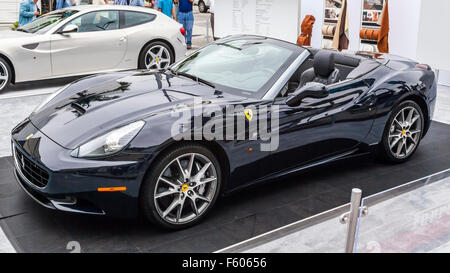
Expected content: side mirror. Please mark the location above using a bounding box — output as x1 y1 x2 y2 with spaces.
286 83 329 107
59 24 78 35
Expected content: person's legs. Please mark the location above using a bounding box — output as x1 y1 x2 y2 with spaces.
178 12 188 44
210 13 215 40
184 11 194 47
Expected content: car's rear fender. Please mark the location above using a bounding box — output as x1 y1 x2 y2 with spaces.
364 67 435 145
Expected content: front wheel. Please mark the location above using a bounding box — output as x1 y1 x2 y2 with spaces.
0 57 12 93
140 144 222 230
379 100 424 163
138 41 174 70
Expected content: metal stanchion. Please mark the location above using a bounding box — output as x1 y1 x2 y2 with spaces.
205 19 211 43
340 188 368 253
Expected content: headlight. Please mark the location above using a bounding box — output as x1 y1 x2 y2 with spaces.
70 121 145 158
32 84 70 114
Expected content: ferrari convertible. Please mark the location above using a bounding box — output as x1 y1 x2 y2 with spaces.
11 35 436 229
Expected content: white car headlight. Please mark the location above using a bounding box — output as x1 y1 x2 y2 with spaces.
71 121 146 158
32 84 70 114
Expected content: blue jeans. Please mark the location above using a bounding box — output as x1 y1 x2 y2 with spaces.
178 11 194 46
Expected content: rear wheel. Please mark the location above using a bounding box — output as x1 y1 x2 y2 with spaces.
198 0 207 13
0 57 12 93
380 100 424 163
140 144 222 230
138 41 173 70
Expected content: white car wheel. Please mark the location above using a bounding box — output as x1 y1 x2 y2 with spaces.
0 58 11 92
142 43 172 70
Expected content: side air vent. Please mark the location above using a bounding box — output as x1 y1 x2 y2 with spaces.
22 43 39 50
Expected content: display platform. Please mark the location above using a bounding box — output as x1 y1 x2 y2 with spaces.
1 121 450 253
219 168 450 253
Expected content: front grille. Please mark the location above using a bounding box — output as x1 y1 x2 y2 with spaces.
14 148 50 188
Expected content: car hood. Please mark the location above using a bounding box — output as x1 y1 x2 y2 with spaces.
0 30 34 40
30 71 247 149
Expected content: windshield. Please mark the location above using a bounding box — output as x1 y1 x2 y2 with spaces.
171 38 299 98
18 10 78 34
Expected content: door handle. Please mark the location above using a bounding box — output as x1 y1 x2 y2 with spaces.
119 37 127 42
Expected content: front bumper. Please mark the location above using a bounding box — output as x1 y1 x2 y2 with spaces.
11 119 148 218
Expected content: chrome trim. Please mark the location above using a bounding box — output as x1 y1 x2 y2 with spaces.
13 144 105 215
12 144 48 190
262 50 310 100
276 149 358 178
13 168 54 210
50 200 105 215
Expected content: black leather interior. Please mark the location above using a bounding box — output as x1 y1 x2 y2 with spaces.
280 50 362 97
299 51 341 87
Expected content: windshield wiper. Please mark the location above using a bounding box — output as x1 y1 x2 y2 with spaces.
172 70 216 89
16 28 29 33
167 67 178 76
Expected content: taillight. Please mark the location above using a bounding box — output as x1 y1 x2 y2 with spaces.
180 28 186 36
416 64 431 70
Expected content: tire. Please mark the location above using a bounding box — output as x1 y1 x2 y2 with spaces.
379 100 424 163
138 41 174 70
140 144 222 230
0 57 12 93
198 0 207 13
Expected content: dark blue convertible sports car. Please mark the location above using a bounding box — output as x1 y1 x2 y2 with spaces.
11 35 436 229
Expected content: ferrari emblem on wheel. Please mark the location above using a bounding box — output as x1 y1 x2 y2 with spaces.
244 109 253 121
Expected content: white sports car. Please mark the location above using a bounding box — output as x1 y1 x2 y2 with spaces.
0 5 187 92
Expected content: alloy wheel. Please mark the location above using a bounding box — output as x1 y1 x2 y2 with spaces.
388 106 422 159
144 45 171 70
153 153 218 225
0 61 8 91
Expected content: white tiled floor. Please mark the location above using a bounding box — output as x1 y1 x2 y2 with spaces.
0 227 15 253
434 85 450 124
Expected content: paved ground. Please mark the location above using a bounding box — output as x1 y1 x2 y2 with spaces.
0 24 12 31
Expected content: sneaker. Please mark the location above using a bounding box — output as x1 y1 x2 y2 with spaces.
187 45 192 50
